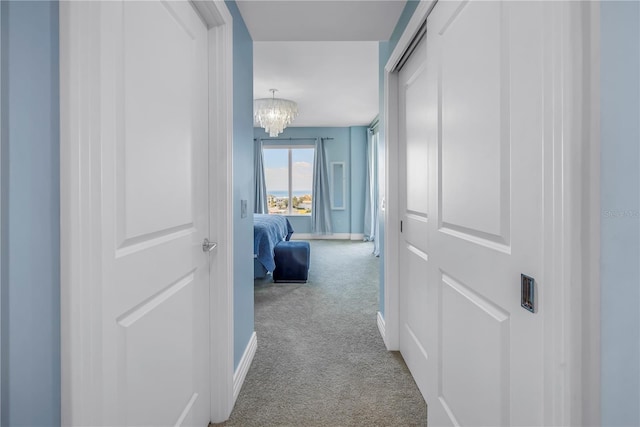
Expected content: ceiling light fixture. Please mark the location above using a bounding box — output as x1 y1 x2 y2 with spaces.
254 89 298 137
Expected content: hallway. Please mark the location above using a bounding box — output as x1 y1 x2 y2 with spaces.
216 240 426 426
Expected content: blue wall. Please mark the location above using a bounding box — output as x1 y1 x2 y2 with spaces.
0 1 61 426
600 2 640 425
377 0 420 315
350 126 367 236
255 126 368 237
388 0 420 52
226 0 255 370
4 1 635 424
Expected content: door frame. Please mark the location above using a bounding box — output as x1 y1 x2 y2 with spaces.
0 4 4 423
59 0 235 424
380 1 600 425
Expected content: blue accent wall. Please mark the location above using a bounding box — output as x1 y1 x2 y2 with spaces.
254 126 368 236
0 1 61 425
600 2 640 425
388 1 420 53
226 0 255 370
350 126 367 236
377 1 420 315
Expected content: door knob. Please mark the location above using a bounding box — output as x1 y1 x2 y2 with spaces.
203 238 217 253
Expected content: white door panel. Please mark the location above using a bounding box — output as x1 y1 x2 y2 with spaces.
100 1 210 425
121 1 197 240
439 272 510 427
398 1 545 425
439 1 507 242
398 34 431 399
404 59 430 216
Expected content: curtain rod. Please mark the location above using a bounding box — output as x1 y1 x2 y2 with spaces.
369 116 380 130
254 137 334 141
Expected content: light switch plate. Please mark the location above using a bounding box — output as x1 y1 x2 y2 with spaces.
241 199 247 218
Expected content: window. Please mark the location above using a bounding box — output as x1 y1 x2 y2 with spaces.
263 146 315 215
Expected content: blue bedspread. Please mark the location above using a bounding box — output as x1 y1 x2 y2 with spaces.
254 214 294 272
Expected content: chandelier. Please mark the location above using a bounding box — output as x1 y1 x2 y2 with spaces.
254 89 298 137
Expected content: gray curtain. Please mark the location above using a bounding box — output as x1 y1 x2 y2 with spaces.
254 139 268 214
311 138 332 234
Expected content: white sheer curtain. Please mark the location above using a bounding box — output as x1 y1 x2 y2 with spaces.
311 137 333 234
364 125 380 256
373 133 380 257
254 139 268 214
364 129 377 242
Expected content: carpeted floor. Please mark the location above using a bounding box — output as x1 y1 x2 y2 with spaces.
214 240 427 426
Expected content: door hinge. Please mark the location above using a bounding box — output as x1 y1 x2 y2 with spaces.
400 220 403 233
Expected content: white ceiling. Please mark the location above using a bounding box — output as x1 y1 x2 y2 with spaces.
253 42 379 127
236 1 407 42
237 0 407 128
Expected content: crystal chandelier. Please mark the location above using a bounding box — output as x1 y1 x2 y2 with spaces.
254 89 298 137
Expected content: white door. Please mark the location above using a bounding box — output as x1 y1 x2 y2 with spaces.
398 34 431 397
399 1 546 425
100 2 210 425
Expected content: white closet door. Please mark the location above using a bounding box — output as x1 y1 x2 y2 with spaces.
398 34 431 400
398 1 547 425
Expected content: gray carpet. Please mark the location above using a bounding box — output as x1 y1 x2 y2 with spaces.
215 240 427 426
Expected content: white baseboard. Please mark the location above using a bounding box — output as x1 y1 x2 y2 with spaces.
350 233 365 241
233 332 257 404
377 311 386 343
291 233 365 241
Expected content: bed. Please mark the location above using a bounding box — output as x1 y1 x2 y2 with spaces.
254 214 294 278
